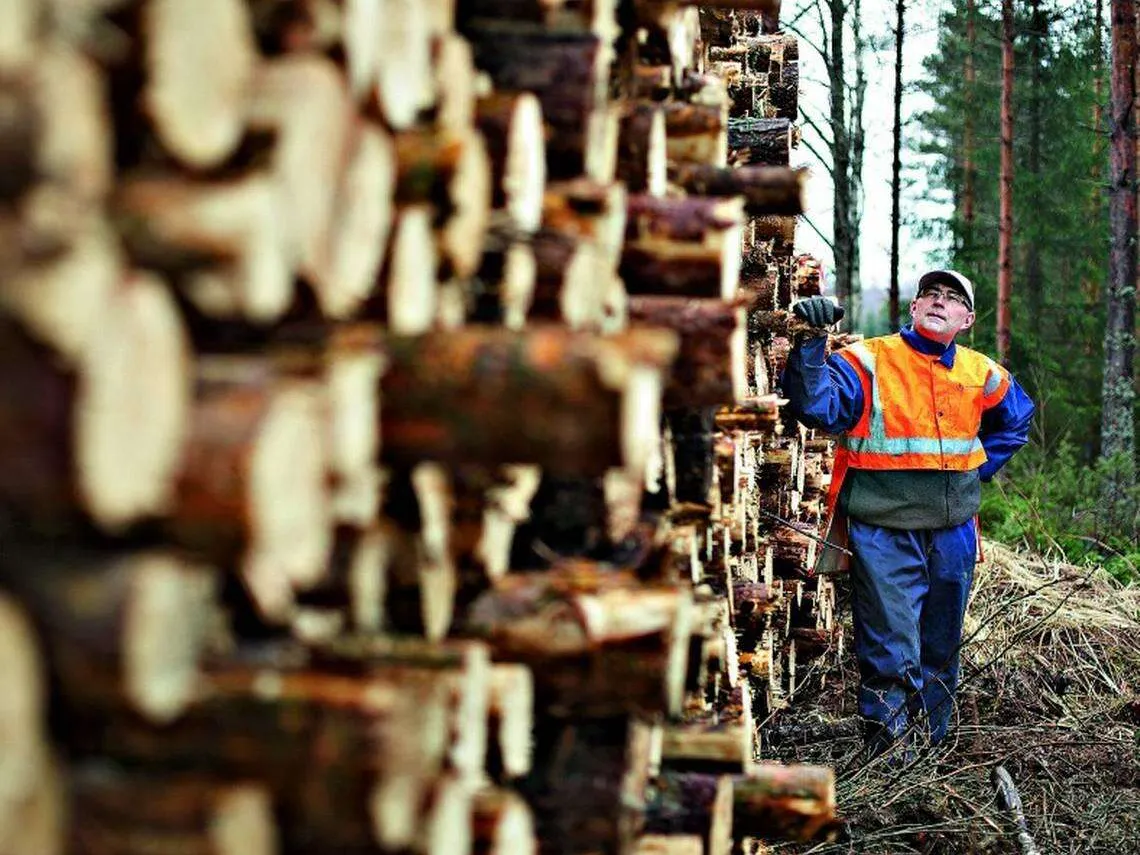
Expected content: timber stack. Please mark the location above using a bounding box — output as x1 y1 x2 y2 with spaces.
0 0 846 853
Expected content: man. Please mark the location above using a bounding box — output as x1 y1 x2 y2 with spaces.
782 270 1034 760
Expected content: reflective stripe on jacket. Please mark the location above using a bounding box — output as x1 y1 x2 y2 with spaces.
834 335 1010 472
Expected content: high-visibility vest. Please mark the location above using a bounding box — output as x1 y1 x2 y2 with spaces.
823 334 1010 519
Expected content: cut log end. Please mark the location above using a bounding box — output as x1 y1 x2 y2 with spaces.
144 0 256 168
77 271 191 530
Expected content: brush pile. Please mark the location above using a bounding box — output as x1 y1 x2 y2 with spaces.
758 541 1140 855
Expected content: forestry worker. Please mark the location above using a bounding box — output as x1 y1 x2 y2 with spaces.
781 271 1034 762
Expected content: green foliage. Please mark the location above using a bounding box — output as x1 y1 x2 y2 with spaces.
913 0 1108 453
980 441 1140 583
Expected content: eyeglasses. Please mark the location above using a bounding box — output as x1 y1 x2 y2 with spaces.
917 286 969 307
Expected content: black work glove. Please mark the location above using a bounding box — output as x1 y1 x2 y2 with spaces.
792 297 845 328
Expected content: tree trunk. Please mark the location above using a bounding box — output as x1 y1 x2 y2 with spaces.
962 0 977 239
1026 0 1046 347
1101 0 1138 463
997 0 1014 365
888 0 904 331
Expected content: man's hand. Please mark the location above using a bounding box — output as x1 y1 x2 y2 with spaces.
792 297 845 329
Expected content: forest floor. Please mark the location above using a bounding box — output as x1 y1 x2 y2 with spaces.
760 542 1140 855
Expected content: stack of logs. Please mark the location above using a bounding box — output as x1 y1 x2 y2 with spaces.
0 0 854 853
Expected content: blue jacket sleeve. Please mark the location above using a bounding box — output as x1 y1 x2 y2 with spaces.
780 336 864 434
977 375 1034 481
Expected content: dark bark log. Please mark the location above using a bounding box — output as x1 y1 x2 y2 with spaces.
697 9 736 48
0 543 219 726
644 772 733 855
476 92 547 233
517 716 653 855
461 567 692 717
621 196 744 300
664 408 717 506
669 165 804 216
618 102 667 195
170 356 333 623
727 117 792 166
732 764 838 842
663 102 728 168
64 661 455 853
629 297 745 409
380 326 676 476
465 22 609 180
0 273 191 533
68 767 276 855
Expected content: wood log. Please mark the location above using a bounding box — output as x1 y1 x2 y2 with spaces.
0 543 219 725
248 55 356 290
116 174 294 323
617 102 667 195
380 326 676 477
629 65 674 100
380 204 440 333
731 582 782 643
310 634 492 785
294 523 390 635
68 767 276 855
732 764 838 842
527 227 610 329
768 59 798 120
633 835 702 855
518 716 653 855
457 0 619 37
628 296 746 409
621 196 744 300
381 464 461 640
374 0 436 129
661 718 752 775
0 592 55 854
697 8 736 48
0 271 191 531
727 117 793 166
29 41 113 204
394 126 491 279
323 325 386 524
465 23 610 179
663 102 728 168
65 661 454 853
170 356 333 622
143 0 256 168
472 788 537 855
669 165 805 216
752 214 796 246
462 567 693 717
487 664 535 781
476 92 547 233
306 122 395 319
644 772 733 855
434 32 478 133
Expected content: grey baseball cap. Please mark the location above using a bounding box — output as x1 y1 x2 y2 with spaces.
918 270 974 310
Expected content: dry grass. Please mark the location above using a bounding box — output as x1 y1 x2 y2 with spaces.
761 541 1140 855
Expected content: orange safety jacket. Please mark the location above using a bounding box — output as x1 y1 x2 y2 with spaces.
818 335 1010 572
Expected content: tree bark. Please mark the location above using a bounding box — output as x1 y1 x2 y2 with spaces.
380 326 676 477
668 165 804 215
997 0 1014 365
1101 0 1138 463
889 0 903 331
732 764 838 841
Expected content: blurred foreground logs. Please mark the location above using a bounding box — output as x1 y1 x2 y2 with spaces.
0 1 849 853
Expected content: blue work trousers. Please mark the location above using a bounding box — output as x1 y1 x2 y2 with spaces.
848 517 976 752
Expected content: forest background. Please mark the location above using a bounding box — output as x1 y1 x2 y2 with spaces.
785 0 1139 580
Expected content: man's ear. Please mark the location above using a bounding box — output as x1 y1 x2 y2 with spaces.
959 311 976 332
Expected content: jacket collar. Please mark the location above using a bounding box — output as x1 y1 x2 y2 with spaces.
900 325 956 368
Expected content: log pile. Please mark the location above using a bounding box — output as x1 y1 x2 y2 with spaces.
0 0 846 853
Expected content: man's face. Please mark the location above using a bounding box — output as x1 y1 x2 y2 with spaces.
910 283 976 345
